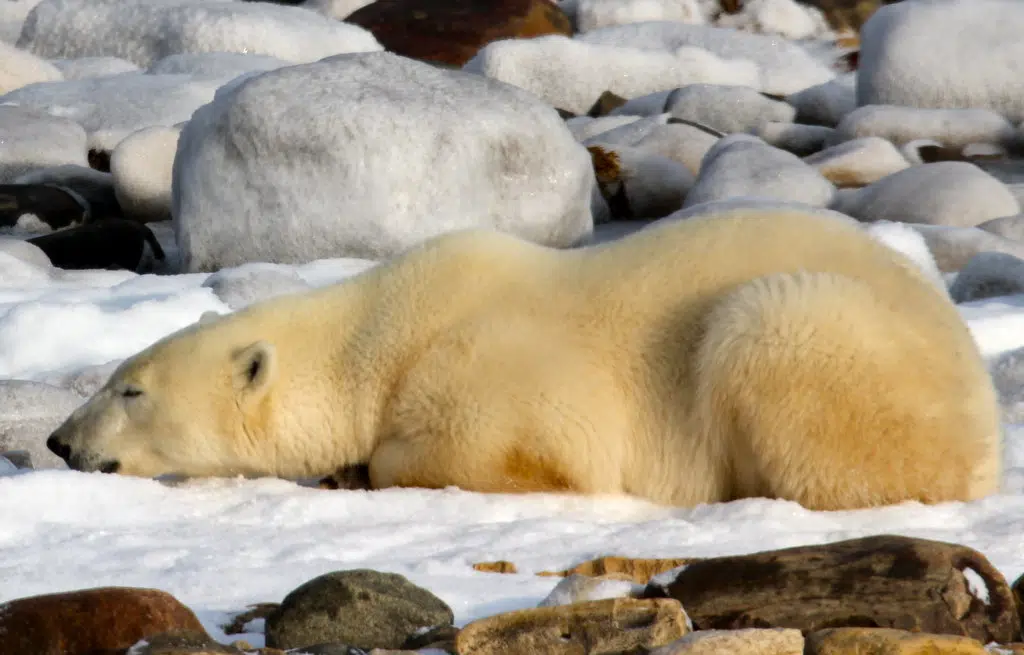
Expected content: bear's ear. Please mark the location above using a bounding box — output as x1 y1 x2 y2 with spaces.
232 341 276 399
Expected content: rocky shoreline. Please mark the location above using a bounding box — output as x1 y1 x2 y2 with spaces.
4 534 1024 654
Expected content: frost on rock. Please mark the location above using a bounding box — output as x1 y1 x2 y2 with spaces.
17 0 382 68
111 125 181 223
575 0 707 34
567 115 643 142
52 56 140 80
858 0 1024 123
0 379 86 470
754 122 832 157
463 35 760 116
830 162 1021 229
683 134 836 209
202 263 312 310
586 143 694 220
537 573 643 607
949 252 1024 304
830 105 1019 151
301 0 374 21
173 51 596 272
0 0 43 44
0 40 62 94
0 105 88 181
665 83 795 134
577 21 835 95
961 567 991 605
583 115 721 176
0 73 223 152
146 52 290 78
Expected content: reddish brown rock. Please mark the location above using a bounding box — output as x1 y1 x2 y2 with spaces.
644 535 1019 645
344 0 572 67
0 586 208 655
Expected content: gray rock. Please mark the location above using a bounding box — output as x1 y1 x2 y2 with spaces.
15 164 122 221
0 380 86 469
978 214 1024 241
665 84 795 135
202 264 311 311
265 570 454 651
1 449 33 469
950 252 1024 303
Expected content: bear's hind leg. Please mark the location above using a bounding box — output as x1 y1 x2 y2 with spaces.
695 271 1001 511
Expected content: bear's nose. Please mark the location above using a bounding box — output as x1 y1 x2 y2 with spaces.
47 433 71 460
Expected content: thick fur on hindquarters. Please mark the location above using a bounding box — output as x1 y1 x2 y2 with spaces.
47 206 1002 511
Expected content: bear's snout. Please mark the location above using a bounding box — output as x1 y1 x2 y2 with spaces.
46 432 71 461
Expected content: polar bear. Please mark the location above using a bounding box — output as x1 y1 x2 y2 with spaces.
46 205 1002 510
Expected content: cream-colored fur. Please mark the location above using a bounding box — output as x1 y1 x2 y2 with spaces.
48 206 1002 510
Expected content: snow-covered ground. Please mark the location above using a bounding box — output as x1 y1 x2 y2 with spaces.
3 243 1024 648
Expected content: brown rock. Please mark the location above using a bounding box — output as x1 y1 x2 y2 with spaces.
119 629 241 654
805 628 987 655
455 597 688 655
0 587 208 655
587 90 628 118
221 602 281 635
472 561 519 574
344 0 572 67
650 628 804 655
539 555 694 585
643 535 1019 644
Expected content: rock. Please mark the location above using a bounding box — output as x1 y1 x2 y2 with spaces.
0 39 63 95
28 219 166 272
755 122 833 156
0 587 207 655
575 0 707 33
577 21 836 96
587 90 629 117
345 0 572 67
264 569 454 651
401 624 460 651
830 162 1020 228
538 573 644 607
18 0 382 68
990 346 1024 425
713 0 833 41
464 34 761 116
805 628 987 655
1 449 32 469
202 264 312 311
147 52 291 78
0 380 88 469
304 0 376 20
0 184 87 232
949 252 1024 303
0 73 226 153
123 629 242 654
786 73 856 127
52 55 140 79
829 105 1019 151
222 602 281 635
538 556 695 584
858 0 1024 122
567 115 642 141
979 215 1024 242
15 165 122 222
456 597 688 655
683 134 836 209
0 105 88 183
664 83 796 134
173 51 594 272
111 125 181 223
472 561 519 574
586 118 720 177
803 137 909 188
908 224 1024 273
284 645 369 655
650 627 804 655
586 144 694 220
643 534 1019 644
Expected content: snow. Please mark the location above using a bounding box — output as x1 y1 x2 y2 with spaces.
111 125 181 223
575 0 707 34
145 52 290 78
0 104 88 182
858 0 1024 123
463 35 760 116
174 51 595 272
17 0 382 68
576 21 835 95
961 566 991 605
52 56 140 79
714 0 832 42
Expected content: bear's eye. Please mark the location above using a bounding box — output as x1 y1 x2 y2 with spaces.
121 386 144 398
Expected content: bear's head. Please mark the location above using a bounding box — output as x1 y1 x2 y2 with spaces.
46 312 279 479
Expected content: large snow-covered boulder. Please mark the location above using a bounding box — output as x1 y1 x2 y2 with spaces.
0 73 223 151
463 35 759 116
683 134 836 209
576 21 835 95
0 40 61 94
52 56 139 79
0 105 87 181
858 0 1024 123
830 105 1019 150
664 83 796 134
17 0 382 68
112 125 181 223
173 52 596 272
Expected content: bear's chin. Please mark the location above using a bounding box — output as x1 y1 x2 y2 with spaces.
98 460 120 474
